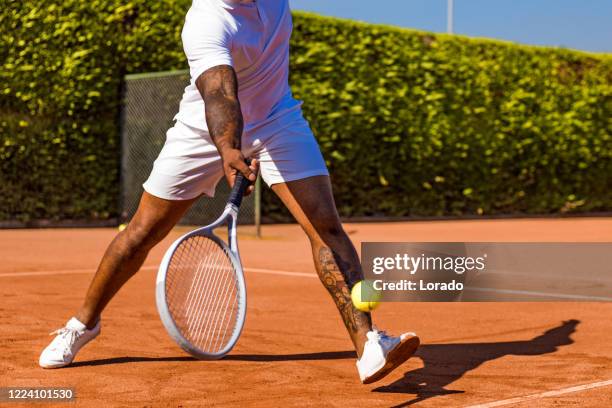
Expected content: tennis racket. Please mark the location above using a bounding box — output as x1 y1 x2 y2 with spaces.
155 168 251 360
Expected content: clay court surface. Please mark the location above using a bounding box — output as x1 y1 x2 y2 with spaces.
1 218 612 407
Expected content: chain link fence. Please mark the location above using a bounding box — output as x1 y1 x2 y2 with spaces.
121 70 260 227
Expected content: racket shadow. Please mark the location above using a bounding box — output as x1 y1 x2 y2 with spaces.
69 356 196 367
68 350 357 367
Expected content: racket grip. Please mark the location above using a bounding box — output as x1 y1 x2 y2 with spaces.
228 160 252 208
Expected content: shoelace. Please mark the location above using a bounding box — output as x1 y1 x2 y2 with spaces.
49 327 81 354
368 327 392 342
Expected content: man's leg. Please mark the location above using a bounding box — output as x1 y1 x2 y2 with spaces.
75 192 197 327
40 192 196 368
271 176 372 356
272 175 419 383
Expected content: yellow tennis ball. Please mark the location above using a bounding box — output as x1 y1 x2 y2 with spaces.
351 280 381 312
118 223 127 231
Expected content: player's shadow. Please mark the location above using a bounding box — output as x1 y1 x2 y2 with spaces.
225 350 356 361
375 319 580 407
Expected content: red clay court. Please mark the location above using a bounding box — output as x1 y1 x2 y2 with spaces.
1 217 612 407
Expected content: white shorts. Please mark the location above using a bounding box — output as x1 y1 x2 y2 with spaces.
143 111 329 200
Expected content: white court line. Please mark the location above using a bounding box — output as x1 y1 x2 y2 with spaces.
464 286 612 302
465 379 612 407
0 266 314 279
244 267 316 279
0 265 157 278
1 266 611 301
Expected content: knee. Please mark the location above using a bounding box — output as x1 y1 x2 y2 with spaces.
122 221 169 253
310 213 346 243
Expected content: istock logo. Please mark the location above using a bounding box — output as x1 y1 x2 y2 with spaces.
371 253 487 275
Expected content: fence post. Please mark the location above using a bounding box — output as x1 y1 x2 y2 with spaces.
255 174 262 238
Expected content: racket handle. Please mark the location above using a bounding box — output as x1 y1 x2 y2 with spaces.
228 160 252 208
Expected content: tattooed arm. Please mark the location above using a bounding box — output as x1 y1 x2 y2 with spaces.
196 65 257 187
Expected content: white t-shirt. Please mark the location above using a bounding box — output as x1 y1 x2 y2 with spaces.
174 0 302 132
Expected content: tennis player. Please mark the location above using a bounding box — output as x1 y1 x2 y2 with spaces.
40 0 419 383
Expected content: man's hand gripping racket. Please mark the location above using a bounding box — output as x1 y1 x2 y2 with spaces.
155 160 254 360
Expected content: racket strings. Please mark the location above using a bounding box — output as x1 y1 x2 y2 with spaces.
164 235 240 354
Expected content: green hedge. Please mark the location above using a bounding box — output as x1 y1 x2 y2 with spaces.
1 0 187 221
289 13 612 218
2 2 611 222
2 1 124 221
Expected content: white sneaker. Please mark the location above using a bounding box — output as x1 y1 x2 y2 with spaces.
39 317 100 368
356 328 420 384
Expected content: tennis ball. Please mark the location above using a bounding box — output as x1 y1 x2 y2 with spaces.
351 280 382 312
118 223 127 231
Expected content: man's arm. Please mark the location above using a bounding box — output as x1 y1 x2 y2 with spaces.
196 65 257 188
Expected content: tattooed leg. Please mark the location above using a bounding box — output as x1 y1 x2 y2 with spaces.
271 176 372 356
316 245 373 356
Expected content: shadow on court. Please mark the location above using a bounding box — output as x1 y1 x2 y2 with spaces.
375 319 580 407
69 356 196 367
225 350 357 361
69 350 357 367
68 319 579 405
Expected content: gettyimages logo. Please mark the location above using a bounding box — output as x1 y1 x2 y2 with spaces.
371 253 487 275
361 243 475 301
